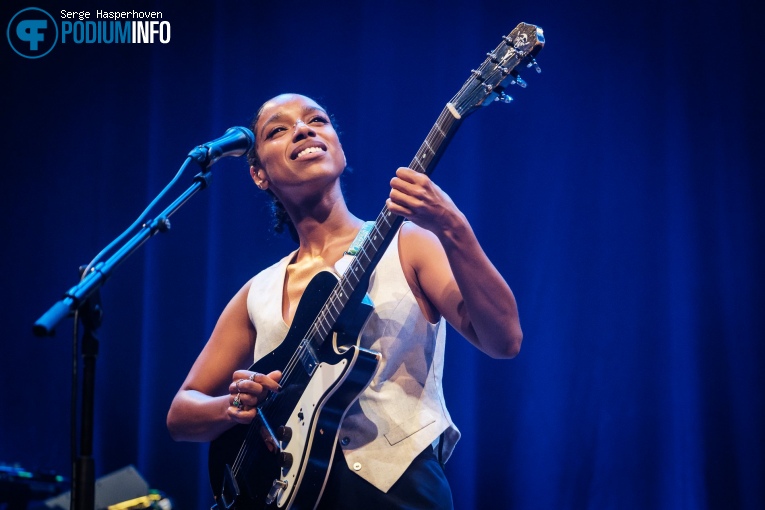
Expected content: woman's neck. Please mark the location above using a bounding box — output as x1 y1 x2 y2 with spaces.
288 187 364 259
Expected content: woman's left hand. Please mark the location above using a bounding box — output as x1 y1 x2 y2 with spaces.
387 167 462 236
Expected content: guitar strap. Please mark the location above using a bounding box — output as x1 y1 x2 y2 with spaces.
345 221 376 256
334 221 376 275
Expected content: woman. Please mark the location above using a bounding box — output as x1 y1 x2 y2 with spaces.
167 93 522 508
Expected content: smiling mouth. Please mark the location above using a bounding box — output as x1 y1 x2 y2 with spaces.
292 143 327 160
296 146 325 159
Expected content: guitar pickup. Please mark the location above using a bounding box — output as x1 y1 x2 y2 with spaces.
296 340 319 375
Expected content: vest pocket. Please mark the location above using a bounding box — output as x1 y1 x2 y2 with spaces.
384 411 437 445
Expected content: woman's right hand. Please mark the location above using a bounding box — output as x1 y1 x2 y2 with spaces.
227 370 282 424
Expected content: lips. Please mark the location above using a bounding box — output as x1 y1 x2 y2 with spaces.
291 142 327 160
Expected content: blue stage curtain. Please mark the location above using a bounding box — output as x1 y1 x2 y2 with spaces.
2 1 762 509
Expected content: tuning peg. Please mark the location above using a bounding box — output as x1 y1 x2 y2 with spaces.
512 75 527 88
494 92 514 104
526 58 542 73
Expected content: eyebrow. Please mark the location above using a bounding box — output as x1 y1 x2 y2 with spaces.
259 105 328 139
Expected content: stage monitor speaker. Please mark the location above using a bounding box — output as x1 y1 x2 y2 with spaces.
43 465 149 510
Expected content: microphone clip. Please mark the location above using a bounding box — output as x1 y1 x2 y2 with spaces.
188 126 255 168
188 145 213 166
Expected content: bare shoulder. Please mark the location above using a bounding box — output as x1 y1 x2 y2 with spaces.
181 278 257 392
398 221 443 260
227 276 256 314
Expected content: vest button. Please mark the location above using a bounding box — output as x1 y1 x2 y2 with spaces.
340 437 350 446
353 462 362 471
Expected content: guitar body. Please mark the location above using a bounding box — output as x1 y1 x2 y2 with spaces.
209 270 380 509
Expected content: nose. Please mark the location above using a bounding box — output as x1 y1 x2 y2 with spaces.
292 119 315 140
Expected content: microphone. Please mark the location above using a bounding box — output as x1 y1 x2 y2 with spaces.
188 126 255 167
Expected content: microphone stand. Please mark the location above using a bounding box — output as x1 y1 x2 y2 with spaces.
33 160 213 510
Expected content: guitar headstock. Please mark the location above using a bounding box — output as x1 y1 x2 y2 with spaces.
450 22 545 118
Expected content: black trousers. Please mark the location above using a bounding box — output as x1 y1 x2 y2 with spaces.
317 445 454 509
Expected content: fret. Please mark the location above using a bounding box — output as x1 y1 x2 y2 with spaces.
369 222 382 239
339 282 353 301
422 140 436 160
433 120 448 138
357 248 373 266
334 292 344 308
316 319 329 339
345 267 360 285
377 211 393 231
411 158 427 174
326 299 337 316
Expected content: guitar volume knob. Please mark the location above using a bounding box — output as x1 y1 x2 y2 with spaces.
278 452 293 470
277 425 293 443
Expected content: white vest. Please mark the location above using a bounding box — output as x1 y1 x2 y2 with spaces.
247 230 460 492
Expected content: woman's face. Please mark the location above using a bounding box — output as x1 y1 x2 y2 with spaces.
251 94 346 201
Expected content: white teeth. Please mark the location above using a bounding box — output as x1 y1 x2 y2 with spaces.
297 146 323 159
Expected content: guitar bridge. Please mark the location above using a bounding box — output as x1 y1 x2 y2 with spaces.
220 464 240 510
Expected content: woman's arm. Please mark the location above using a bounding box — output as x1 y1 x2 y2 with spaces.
388 168 522 359
166 280 279 442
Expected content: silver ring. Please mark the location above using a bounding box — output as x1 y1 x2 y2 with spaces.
248 373 257 381
236 378 246 391
232 393 242 408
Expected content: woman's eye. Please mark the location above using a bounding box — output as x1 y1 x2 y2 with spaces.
309 116 328 124
267 126 286 138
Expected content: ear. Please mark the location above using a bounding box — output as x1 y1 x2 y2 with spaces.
250 166 269 190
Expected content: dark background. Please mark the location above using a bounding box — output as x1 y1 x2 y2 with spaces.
2 0 763 508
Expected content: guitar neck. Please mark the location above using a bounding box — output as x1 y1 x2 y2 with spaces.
348 102 465 274
305 104 464 347
409 103 464 176
304 22 545 347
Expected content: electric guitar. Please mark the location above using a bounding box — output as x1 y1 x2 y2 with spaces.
208 21 545 510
